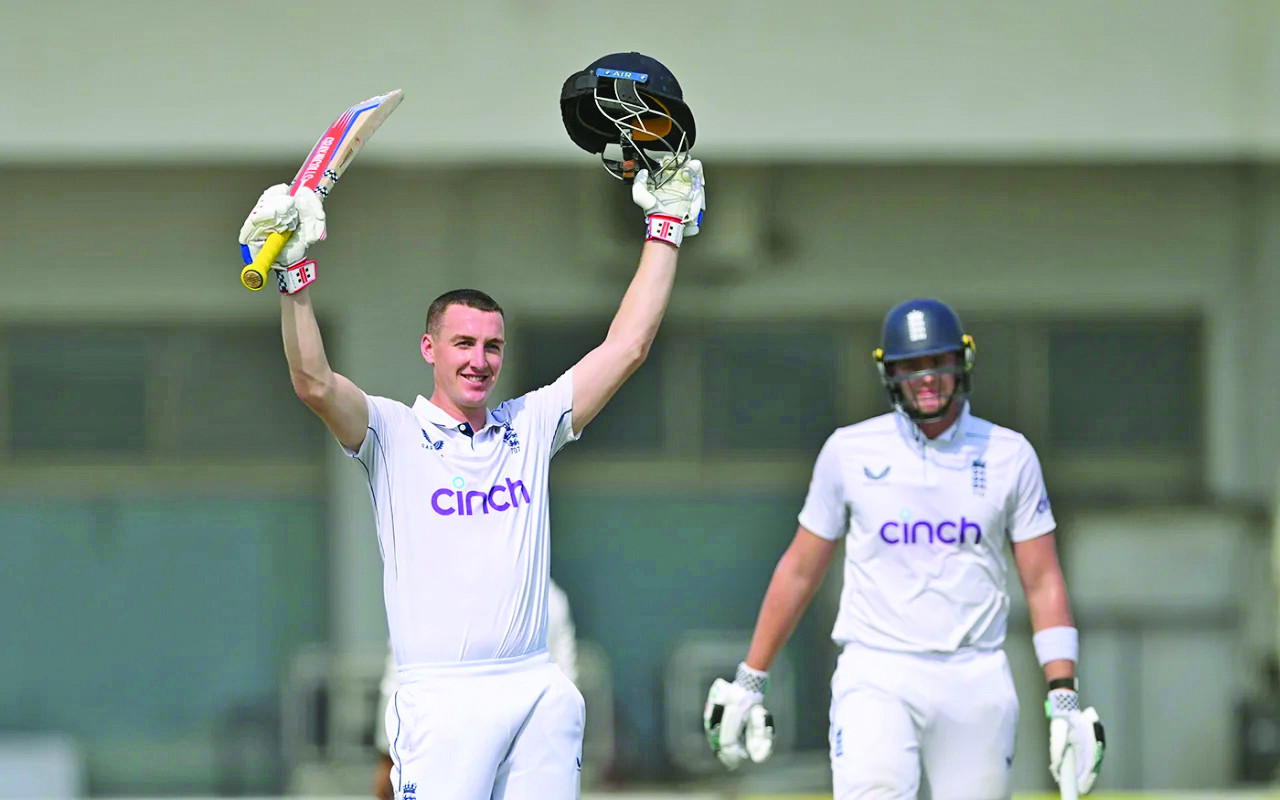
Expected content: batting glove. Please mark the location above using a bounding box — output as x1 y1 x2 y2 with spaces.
704 662 774 770
1047 687 1106 793
238 184 327 269
633 157 705 247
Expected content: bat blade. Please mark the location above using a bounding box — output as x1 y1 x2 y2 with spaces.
241 89 404 291
289 89 404 199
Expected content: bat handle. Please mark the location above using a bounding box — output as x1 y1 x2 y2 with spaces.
1059 747 1078 800
240 231 294 291
621 141 638 181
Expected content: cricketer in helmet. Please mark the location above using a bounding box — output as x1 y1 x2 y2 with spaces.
873 298 976 435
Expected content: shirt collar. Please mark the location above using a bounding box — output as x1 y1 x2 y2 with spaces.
893 400 972 449
412 395 502 433
935 401 971 445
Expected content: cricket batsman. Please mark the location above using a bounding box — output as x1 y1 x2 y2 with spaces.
703 299 1106 799
237 53 703 800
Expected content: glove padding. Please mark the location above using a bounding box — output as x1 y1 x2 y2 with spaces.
238 184 327 268
633 157 706 241
704 663 774 770
1047 688 1105 794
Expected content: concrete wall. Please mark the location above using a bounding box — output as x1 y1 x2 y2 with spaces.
4 0 1280 162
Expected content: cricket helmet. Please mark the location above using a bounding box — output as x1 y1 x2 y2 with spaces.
560 52 696 186
873 298 976 423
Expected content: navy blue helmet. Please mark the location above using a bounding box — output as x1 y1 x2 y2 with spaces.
560 52 695 185
873 298 975 422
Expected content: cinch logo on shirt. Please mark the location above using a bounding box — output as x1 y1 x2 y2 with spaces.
878 517 983 545
430 476 531 516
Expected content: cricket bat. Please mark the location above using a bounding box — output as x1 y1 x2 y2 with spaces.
1059 747 1078 800
240 89 404 291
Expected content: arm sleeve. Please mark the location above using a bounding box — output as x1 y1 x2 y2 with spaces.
547 581 578 684
1008 437 1057 543
344 394 399 463
507 369 580 457
341 395 402 515
797 434 850 541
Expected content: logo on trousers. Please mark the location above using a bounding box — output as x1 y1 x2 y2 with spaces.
431 476 531 516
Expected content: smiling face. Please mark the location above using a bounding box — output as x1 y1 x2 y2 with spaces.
421 303 505 416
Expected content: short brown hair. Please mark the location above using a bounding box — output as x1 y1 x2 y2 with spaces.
425 289 505 335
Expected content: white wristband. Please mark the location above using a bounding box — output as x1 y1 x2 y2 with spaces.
734 662 769 695
1033 626 1079 666
646 214 684 247
275 259 317 295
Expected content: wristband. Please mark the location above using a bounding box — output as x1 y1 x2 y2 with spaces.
276 259 317 295
645 214 684 247
1033 626 1079 666
1048 677 1078 692
734 662 769 695
1046 687 1081 715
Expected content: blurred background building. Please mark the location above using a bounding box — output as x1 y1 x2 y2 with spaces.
4 0 1280 797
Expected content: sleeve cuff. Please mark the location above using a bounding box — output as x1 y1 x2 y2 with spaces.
1009 521 1056 544
797 512 843 541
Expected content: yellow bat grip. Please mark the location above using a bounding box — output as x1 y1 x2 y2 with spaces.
240 230 294 291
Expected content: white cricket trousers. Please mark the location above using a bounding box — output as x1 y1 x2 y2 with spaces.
829 644 1019 800
385 650 585 800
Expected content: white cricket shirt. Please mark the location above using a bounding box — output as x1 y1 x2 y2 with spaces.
373 578 579 750
799 404 1056 654
349 370 578 666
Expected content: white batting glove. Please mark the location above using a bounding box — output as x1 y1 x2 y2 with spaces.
633 157 705 247
1047 687 1106 793
704 662 774 770
237 184 327 268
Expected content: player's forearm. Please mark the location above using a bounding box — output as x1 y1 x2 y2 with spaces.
602 241 678 364
1025 571 1075 681
744 555 824 672
280 289 337 403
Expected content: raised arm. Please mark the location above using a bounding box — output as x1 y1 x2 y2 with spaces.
237 184 370 452
281 289 369 451
571 240 678 433
570 158 706 434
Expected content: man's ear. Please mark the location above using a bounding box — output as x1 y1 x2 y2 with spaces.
421 333 434 365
